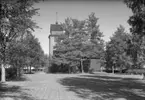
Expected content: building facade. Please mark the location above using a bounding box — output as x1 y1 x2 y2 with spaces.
49 23 64 57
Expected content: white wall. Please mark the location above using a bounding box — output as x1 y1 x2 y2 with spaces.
49 36 56 56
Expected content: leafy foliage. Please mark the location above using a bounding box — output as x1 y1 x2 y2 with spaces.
0 0 40 80
105 25 132 71
0 0 39 63
8 33 45 73
124 0 145 68
124 0 145 37
52 13 104 73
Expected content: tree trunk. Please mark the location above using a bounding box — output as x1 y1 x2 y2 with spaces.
19 67 21 77
112 65 114 74
81 59 84 73
101 67 103 72
1 64 6 82
30 66 31 74
68 66 70 74
27 66 29 73
143 74 145 80
17 66 19 78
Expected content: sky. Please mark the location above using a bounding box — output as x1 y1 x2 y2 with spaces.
32 0 133 55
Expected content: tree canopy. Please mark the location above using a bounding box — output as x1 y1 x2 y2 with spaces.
52 13 104 72
7 32 46 76
0 0 40 63
124 0 145 68
105 25 132 71
0 0 40 81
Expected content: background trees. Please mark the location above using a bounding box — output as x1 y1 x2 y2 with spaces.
1 0 144 80
8 33 45 77
51 13 105 73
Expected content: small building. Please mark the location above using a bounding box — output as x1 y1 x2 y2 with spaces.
82 57 101 73
90 59 101 72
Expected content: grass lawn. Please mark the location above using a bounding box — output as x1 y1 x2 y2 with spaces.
59 73 145 100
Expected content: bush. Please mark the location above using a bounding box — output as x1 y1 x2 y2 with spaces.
89 68 95 74
49 63 69 73
49 63 81 73
126 69 145 75
0 67 17 80
6 67 17 79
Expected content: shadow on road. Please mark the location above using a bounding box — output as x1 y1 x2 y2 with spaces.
59 74 145 100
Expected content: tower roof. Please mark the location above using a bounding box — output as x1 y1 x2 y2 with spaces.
50 24 63 33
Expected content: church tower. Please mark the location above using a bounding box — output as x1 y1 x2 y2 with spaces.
49 22 64 57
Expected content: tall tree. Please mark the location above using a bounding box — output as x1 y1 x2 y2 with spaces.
124 0 145 79
23 33 44 73
105 25 132 73
53 13 104 73
0 0 39 82
124 0 145 67
8 33 44 76
8 40 27 77
124 0 145 37
85 12 104 59
53 18 86 73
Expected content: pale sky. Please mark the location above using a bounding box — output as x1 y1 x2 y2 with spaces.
32 0 132 55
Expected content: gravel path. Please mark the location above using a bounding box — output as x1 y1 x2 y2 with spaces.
1 72 84 100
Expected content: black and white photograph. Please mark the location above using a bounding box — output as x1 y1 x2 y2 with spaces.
0 0 145 100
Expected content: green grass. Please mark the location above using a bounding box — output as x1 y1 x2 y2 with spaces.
59 73 145 100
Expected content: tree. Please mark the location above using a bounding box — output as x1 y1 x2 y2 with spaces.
53 13 104 73
105 25 132 73
0 0 39 82
8 40 28 77
124 0 145 37
42 54 50 73
22 33 44 73
85 12 104 60
124 0 145 79
124 0 145 67
8 33 45 76
53 18 86 73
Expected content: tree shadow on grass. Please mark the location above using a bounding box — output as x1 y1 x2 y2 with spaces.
80 74 142 81
0 82 36 100
58 74 145 100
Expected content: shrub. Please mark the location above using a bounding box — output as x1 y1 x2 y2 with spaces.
89 68 95 74
6 67 17 79
49 63 63 73
0 67 17 80
126 69 145 75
